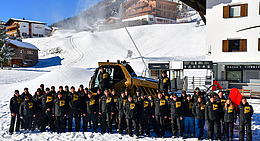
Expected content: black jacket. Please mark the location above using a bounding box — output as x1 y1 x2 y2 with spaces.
53 98 67 116
192 102 205 120
41 93 54 112
223 104 237 123
183 100 194 117
205 101 220 121
99 95 115 113
123 101 138 119
21 92 33 102
157 76 171 92
33 94 42 112
238 102 253 124
153 98 167 116
192 93 205 104
98 71 110 89
68 92 81 110
112 94 120 104
56 90 68 101
138 98 151 117
116 96 128 115
10 95 23 114
19 101 35 117
168 100 182 118
83 96 98 114
50 90 56 98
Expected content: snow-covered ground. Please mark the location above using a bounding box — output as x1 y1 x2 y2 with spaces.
0 23 259 140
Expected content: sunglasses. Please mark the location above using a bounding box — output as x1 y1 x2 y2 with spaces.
15 93 19 94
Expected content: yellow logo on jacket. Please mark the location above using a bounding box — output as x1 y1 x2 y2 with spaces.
244 106 250 114
221 99 226 107
73 94 79 101
160 100 166 106
228 106 234 113
163 78 168 83
130 103 135 109
189 102 194 109
46 96 53 103
213 104 218 111
176 102 181 108
123 99 127 106
28 102 33 109
103 73 108 79
18 98 22 104
106 97 112 103
144 101 149 108
201 104 205 110
60 100 65 107
114 98 118 103
90 99 95 105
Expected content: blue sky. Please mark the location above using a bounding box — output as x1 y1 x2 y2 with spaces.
0 0 102 25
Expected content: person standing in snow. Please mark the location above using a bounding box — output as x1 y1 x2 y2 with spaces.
99 89 115 134
238 97 253 141
111 89 119 130
138 93 151 137
223 98 236 141
192 97 205 140
157 71 171 93
41 88 54 132
82 92 98 132
123 95 139 138
182 95 194 138
168 94 183 139
116 91 128 134
32 89 43 130
215 91 227 138
98 67 110 95
9 90 23 134
19 96 35 131
205 95 221 141
52 93 67 133
67 86 81 132
152 92 168 138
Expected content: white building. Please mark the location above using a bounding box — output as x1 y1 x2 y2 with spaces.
206 0 260 83
5 18 46 38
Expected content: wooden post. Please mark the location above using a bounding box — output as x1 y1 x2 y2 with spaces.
1 63 3 69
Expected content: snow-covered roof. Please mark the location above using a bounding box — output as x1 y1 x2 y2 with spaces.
45 26 52 31
5 18 46 25
8 39 39 50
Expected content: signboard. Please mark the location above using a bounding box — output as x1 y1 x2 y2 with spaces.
225 65 260 70
183 61 213 69
148 63 169 69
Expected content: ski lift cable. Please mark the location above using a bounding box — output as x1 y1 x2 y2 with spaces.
112 9 148 76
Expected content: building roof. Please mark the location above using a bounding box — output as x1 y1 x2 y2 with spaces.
179 0 206 23
8 39 39 50
5 18 47 26
45 26 52 31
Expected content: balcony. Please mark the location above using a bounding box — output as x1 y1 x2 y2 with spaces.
132 2 148 9
6 24 18 30
6 30 17 35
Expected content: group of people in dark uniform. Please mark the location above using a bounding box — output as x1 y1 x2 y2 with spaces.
9 70 254 141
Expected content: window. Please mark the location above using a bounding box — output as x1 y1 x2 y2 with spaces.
22 33 27 36
20 50 23 54
226 70 242 82
223 4 248 18
27 51 34 54
149 18 154 21
230 5 241 17
222 39 247 52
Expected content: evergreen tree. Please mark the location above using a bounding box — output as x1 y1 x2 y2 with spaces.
0 21 14 69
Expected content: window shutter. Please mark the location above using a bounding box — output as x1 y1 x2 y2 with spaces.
223 6 230 18
258 38 260 51
240 39 247 52
222 40 229 52
241 4 248 17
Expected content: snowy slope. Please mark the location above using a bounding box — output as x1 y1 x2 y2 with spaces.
1 23 259 140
